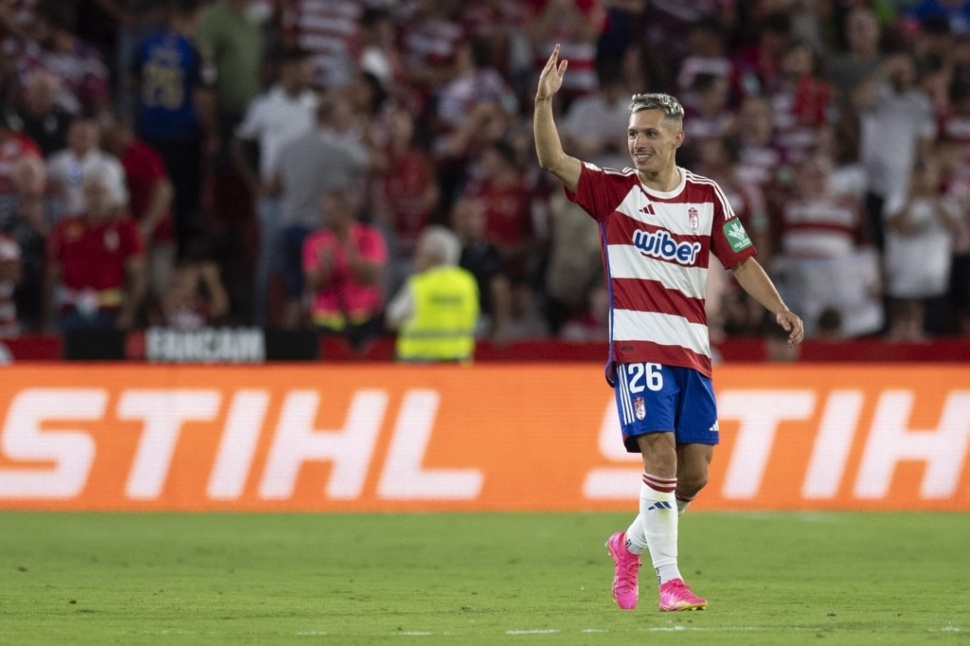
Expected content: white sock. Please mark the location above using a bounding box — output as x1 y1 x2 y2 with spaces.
640 473 682 585
625 514 647 555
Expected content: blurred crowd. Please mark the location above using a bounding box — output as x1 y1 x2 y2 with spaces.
1 0 970 349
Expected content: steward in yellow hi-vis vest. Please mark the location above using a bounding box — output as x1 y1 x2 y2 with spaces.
386 226 480 363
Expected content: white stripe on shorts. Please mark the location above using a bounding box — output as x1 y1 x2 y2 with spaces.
617 363 633 425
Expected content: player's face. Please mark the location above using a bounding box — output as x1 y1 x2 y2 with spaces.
627 109 683 176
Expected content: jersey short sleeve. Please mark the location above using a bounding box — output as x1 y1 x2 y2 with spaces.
564 162 635 222
709 185 757 269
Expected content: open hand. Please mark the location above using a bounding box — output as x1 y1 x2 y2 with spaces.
536 44 568 101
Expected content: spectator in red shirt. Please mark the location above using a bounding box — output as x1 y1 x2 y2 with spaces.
460 139 536 285
767 39 836 167
45 169 147 332
375 105 440 298
100 112 176 303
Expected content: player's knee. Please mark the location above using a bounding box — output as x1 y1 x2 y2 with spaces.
678 469 709 497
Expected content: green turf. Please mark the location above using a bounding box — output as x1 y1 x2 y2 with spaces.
1 511 968 645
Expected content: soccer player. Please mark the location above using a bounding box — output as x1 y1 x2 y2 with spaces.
533 45 804 612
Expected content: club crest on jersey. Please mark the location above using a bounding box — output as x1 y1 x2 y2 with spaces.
632 229 701 265
634 396 646 420
688 207 699 232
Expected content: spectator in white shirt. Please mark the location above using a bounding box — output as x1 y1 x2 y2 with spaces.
231 47 318 326
45 114 127 223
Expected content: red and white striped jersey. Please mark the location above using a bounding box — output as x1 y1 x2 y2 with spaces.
566 163 757 377
280 0 366 90
777 195 867 258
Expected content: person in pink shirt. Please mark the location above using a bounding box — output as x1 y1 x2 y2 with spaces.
302 188 387 352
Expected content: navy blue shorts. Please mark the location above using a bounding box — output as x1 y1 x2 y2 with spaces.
612 362 719 452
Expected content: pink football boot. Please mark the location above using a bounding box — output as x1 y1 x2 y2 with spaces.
605 531 641 610
658 578 708 612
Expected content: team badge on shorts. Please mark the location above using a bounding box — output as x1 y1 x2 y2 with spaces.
634 396 646 420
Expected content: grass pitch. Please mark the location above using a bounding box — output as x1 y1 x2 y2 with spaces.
1 511 968 645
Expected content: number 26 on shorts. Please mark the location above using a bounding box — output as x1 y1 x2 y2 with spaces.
625 362 663 393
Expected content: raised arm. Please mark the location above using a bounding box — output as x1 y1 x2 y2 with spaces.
533 44 582 192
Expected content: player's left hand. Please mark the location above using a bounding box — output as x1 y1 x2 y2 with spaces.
776 310 804 347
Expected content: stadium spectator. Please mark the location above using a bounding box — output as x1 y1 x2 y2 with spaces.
525 0 605 110
534 48 803 613
907 0 970 35
374 105 440 301
100 112 175 306
815 121 868 202
681 72 735 158
10 69 71 157
767 39 835 167
643 1 737 83
133 0 217 250
734 95 784 193
771 151 883 337
9 155 49 334
460 139 537 287
433 35 518 210
44 168 146 332
0 0 38 53
452 195 512 344
826 5 884 114
196 0 262 134
435 36 518 141
45 114 127 223
883 155 959 337
676 14 734 106
196 0 264 295
560 56 635 171
155 235 230 329
277 0 366 92
559 283 609 342
113 0 171 118
302 188 387 352
15 0 111 116
396 0 466 119
941 132 970 334
386 225 479 363
733 10 792 99
854 50 936 250
357 5 403 92
459 0 535 86
0 111 42 229
0 230 21 337
541 190 602 336
269 97 370 328
231 46 318 326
